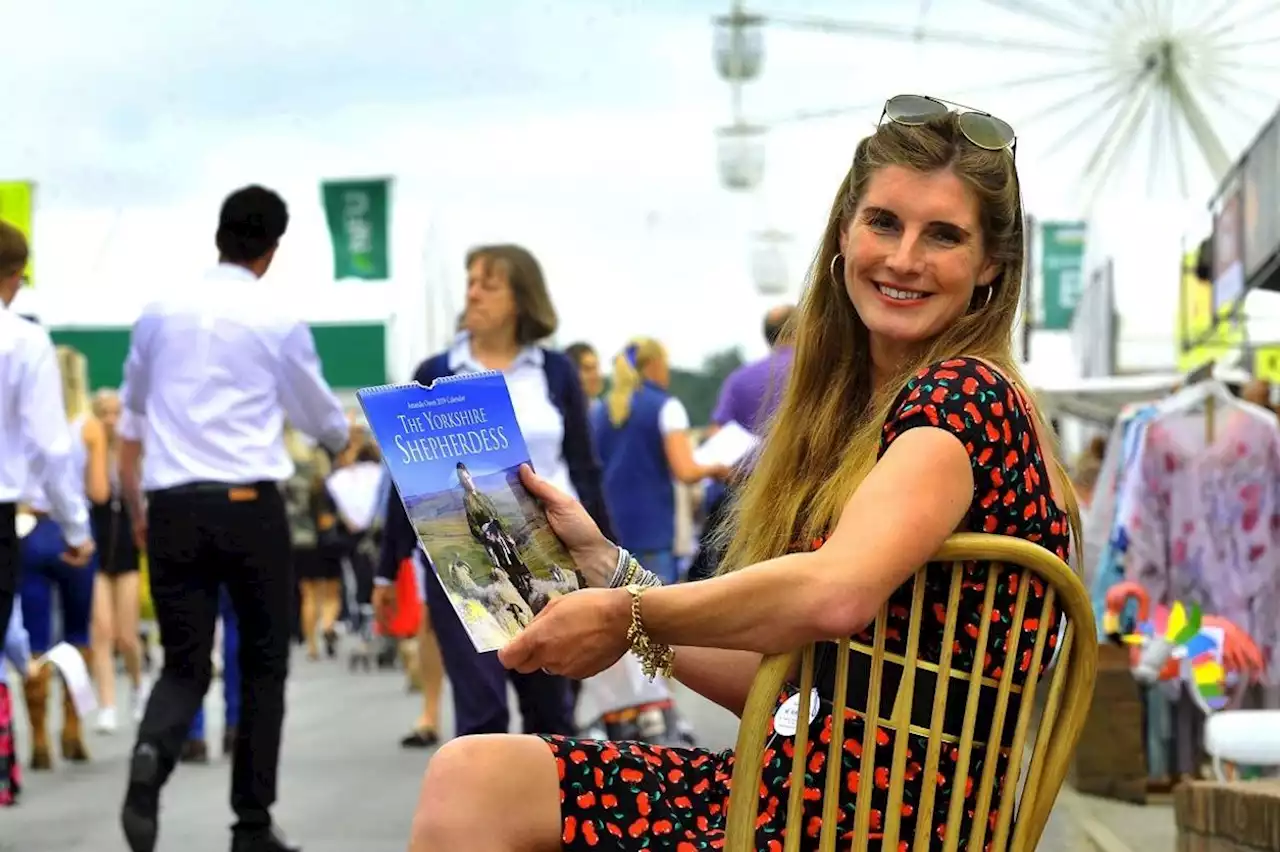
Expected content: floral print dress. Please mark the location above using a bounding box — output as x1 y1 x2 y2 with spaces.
540 358 1070 851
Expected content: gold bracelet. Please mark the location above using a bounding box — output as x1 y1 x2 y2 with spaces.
620 555 642 587
624 583 675 681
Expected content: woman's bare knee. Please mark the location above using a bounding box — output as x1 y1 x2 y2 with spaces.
410 735 561 852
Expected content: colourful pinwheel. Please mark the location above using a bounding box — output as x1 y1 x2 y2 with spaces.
1121 601 1235 713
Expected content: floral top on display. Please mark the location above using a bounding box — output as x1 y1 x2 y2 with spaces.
1125 407 1280 683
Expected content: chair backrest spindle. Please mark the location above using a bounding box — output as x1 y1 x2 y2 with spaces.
724 533 1098 852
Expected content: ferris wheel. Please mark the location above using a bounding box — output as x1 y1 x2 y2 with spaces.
713 0 1280 292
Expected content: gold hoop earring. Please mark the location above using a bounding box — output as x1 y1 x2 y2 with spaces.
830 253 844 285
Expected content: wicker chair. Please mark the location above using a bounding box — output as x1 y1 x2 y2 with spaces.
724 533 1098 851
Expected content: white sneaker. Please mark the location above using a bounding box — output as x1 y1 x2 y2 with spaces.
96 706 118 734
133 676 153 723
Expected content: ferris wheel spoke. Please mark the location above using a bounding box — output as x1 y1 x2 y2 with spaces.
1168 92 1191 199
1084 78 1156 181
1202 4 1280 42
1190 0 1239 38
1221 59 1280 78
1211 37 1280 56
943 63 1116 101
1014 72 1134 131
1167 67 1233 180
758 102 883 126
1115 84 1159 188
1037 75 1141 166
1146 87 1170 196
760 13 1101 55
1196 72 1272 133
1199 68 1280 109
1075 0 1117 27
975 0 1102 38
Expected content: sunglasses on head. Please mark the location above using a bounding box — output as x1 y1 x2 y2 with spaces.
880 94 1017 157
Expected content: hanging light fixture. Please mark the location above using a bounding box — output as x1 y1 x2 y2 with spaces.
751 228 793 295
716 122 767 191
712 9 765 83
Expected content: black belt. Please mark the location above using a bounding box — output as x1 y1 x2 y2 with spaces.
812 640 1023 749
150 481 274 500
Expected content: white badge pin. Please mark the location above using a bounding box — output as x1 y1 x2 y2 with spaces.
773 688 821 737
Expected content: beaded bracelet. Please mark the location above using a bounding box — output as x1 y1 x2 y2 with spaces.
607 547 632 589
614 552 663 590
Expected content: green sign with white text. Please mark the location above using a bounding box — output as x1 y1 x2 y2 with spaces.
1040 221 1088 330
322 178 391 281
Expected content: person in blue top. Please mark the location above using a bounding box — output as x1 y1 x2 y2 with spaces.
592 337 729 585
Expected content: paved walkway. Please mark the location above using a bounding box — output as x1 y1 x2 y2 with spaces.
2 649 1164 851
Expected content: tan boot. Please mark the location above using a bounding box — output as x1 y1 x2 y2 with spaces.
59 648 90 762
23 666 51 770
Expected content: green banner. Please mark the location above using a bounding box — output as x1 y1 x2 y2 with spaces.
322 178 390 281
1040 221 1088 330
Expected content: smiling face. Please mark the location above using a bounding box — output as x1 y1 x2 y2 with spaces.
838 165 999 371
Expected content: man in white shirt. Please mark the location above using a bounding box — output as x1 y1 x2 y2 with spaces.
0 221 95 647
118 187 349 852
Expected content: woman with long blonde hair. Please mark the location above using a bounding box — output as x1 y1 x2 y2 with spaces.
406 98 1080 851
19 345 109 768
593 338 728 585
86 388 149 734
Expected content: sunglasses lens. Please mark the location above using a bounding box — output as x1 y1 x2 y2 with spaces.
958 112 1015 151
885 94 947 126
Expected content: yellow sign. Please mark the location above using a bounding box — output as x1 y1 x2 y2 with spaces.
0 181 34 286
1178 251 1242 372
1254 348 1280 383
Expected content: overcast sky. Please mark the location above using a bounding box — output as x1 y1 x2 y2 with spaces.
4 0 1279 373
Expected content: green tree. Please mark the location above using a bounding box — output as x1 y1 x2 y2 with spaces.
668 347 744 427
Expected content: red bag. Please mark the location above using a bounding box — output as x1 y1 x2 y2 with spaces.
379 557 423 639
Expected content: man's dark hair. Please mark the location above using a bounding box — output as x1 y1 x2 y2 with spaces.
763 306 795 347
0 219 29 279
456 462 468 471
564 342 596 368
216 185 289 263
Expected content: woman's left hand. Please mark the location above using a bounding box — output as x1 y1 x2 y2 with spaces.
498 588 632 679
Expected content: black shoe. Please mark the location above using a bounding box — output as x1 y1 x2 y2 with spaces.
231 823 301 852
323 629 338 659
121 745 161 852
399 727 439 749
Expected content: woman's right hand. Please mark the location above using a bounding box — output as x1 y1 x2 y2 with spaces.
518 464 618 587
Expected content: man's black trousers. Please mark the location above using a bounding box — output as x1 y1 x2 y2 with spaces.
135 482 292 829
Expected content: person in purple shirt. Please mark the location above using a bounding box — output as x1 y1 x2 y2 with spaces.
691 305 794 580
708 304 795 437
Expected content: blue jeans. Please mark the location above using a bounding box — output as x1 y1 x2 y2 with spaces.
20 517 98 651
635 550 678 586
188 588 240 739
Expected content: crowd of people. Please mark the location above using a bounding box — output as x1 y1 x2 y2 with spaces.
0 183 793 848
3 96 1093 851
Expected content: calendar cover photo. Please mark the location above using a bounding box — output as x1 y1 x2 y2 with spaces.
357 371 583 652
